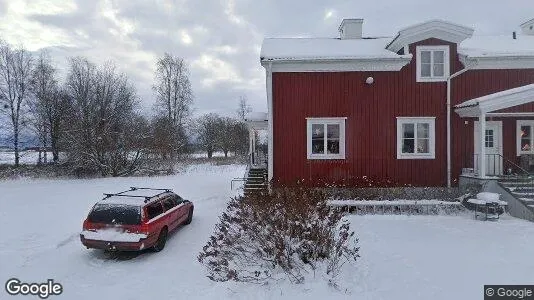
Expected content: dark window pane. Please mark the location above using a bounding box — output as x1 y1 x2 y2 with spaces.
162 199 176 211
327 140 339 154
146 203 164 219
311 124 324 154
312 124 324 139
327 124 340 139
522 138 531 151
402 138 415 154
403 123 414 138
88 204 141 225
521 126 530 138
312 139 324 154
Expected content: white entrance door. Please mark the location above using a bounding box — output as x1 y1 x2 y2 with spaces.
474 121 503 176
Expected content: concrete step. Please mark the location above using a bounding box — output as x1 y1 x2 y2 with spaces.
509 188 534 193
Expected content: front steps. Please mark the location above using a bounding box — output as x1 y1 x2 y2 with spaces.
498 177 534 213
243 167 268 196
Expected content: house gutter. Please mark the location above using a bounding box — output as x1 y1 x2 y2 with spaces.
446 58 478 188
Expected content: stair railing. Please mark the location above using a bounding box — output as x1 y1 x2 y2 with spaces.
473 154 530 177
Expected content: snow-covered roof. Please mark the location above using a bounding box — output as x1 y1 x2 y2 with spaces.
261 37 406 61
245 112 268 122
260 19 534 71
459 35 534 58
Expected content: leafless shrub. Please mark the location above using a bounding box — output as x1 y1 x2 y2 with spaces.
198 187 359 284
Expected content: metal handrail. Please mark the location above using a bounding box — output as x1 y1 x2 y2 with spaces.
473 153 530 176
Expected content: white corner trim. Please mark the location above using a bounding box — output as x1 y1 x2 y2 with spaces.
416 45 450 82
306 117 346 160
387 20 474 53
516 120 534 156
261 57 412 72
396 117 436 160
266 62 274 181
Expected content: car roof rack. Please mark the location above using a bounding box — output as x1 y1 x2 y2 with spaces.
130 187 173 192
103 187 173 203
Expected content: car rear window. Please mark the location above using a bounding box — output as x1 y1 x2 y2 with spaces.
88 204 141 225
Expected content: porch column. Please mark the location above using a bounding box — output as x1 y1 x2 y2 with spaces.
479 113 486 177
249 127 254 165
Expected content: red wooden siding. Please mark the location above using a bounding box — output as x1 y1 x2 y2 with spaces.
272 38 534 187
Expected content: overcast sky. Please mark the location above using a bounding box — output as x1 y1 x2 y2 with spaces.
0 0 532 117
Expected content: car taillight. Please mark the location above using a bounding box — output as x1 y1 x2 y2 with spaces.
139 223 150 235
83 219 96 231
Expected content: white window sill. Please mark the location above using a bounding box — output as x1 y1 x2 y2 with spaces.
397 154 435 160
416 77 447 83
517 152 534 156
308 154 345 160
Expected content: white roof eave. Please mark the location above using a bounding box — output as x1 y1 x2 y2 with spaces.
455 84 534 117
386 20 474 53
260 55 413 72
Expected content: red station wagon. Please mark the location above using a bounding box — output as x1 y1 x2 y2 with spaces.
80 187 194 252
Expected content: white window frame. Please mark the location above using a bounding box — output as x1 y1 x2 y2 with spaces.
416 45 450 82
516 120 534 156
396 117 436 159
306 117 346 160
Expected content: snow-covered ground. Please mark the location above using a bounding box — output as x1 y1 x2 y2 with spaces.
1 164 534 299
188 151 235 159
0 150 54 165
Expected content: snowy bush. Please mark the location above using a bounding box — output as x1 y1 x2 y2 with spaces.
198 188 359 284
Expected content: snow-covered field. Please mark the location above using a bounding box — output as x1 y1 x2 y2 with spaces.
0 150 54 165
1 164 534 299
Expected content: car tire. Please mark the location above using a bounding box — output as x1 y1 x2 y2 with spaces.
183 207 194 225
152 228 168 252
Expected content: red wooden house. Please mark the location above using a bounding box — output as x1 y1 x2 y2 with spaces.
255 18 534 189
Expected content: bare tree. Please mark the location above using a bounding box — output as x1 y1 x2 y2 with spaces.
153 53 193 127
236 95 252 121
0 41 33 167
197 113 221 158
66 58 145 176
29 51 59 163
217 117 235 158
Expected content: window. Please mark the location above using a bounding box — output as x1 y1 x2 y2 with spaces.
485 129 494 148
396 117 436 159
88 204 141 225
517 120 534 155
171 195 183 206
306 117 346 159
146 202 164 220
162 198 177 211
416 46 450 82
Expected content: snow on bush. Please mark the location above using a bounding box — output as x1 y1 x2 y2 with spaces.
198 187 359 285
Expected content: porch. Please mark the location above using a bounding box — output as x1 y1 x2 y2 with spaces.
455 84 534 178
455 84 534 222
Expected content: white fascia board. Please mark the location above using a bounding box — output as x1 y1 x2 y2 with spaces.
260 57 412 72
455 84 534 117
460 55 534 69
